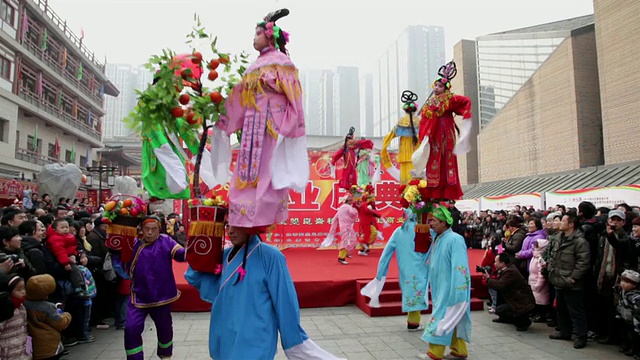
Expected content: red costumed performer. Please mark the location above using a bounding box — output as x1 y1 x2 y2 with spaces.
357 186 384 256
412 61 472 202
331 127 374 190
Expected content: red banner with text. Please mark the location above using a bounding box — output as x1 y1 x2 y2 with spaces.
184 150 405 249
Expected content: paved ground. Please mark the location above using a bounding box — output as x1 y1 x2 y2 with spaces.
66 306 629 360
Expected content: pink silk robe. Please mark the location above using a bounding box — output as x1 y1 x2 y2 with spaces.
218 49 305 228
328 204 359 251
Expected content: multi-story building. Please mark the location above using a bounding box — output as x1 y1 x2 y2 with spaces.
0 0 118 180
459 4 640 199
373 25 445 136
300 69 323 135
359 73 373 136
476 15 594 130
476 14 602 182
594 0 640 164
451 39 480 186
319 69 334 136
103 64 152 140
333 66 359 136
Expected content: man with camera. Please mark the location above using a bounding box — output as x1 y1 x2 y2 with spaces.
483 252 536 331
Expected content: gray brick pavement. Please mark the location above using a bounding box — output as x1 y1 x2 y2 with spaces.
65 306 629 360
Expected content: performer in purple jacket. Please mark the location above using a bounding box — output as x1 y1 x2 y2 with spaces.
124 215 186 360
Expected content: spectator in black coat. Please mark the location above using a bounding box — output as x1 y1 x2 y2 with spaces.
18 220 48 275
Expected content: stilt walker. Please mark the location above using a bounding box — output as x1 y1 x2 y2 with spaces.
406 61 473 360
411 61 472 202
380 90 421 184
361 209 429 330
186 9 344 359
331 127 374 190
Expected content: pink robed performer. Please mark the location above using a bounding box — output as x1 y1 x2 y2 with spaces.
209 45 308 229
322 196 359 264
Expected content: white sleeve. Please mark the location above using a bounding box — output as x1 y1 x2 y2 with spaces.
271 135 309 193
209 127 232 186
360 276 387 308
453 119 472 155
411 136 430 172
195 148 215 189
284 339 346 360
435 301 468 336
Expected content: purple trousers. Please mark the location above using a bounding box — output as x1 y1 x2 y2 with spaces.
124 303 173 360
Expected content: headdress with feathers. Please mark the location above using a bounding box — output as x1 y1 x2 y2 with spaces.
257 9 291 54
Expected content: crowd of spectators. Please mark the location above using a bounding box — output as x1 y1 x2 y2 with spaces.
0 193 184 360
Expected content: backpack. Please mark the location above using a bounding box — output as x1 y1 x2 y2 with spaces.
102 253 117 282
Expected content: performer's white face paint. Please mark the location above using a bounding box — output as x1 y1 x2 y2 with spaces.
253 27 270 52
434 81 446 95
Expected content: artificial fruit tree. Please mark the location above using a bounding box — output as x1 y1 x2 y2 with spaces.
123 15 249 271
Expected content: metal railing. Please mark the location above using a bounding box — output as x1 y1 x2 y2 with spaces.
29 0 105 72
18 87 102 141
21 38 104 105
15 147 63 166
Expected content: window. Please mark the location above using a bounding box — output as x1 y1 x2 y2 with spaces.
0 118 7 143
79 155 86 167
27 135 35 151
65 150 72 163
48 143 56 158
0 1 16 27
0 56 10 81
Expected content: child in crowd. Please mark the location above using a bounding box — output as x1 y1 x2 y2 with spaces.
110 248 130 330
480 233 500 313
46 219 89 298
0 273 31 360
616 270 640 358
24 274 72 360
529 239 550 322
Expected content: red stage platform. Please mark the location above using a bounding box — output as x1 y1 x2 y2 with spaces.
171 248 488 313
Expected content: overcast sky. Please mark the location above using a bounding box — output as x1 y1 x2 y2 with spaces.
49 0 593 73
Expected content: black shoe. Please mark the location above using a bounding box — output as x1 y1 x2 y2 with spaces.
492 318 509 323
625 348 636 356
597 336 614 345
63 337 78 347
574 338 587 349
549 333 571 341
532 316 548 323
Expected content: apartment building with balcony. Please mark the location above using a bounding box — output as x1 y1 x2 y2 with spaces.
0 0 118 180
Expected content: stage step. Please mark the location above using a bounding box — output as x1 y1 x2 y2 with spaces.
355 279 485 317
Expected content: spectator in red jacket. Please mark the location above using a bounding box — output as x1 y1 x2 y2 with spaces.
46 218 90 299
